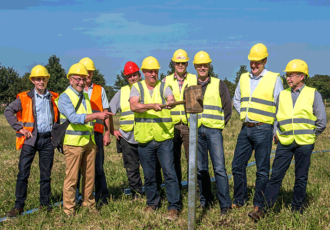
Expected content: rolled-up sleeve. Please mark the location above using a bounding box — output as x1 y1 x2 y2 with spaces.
4 97 24 131
57 93 86 125
233 81 241 114
313 91 327 136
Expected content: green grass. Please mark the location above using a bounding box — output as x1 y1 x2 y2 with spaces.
0 110 330 229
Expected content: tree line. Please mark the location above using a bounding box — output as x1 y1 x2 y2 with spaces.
1 55 329 105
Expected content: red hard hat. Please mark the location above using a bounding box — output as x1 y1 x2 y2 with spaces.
124 61 140 76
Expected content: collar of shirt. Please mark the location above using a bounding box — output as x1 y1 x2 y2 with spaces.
197 76 211 85
34 88 50 99
291 84 305 93
69 85 83 96
249 69 268 79
174 72 187 82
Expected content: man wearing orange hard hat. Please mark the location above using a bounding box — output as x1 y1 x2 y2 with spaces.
232 43 284 213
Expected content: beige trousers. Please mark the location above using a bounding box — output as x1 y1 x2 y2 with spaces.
63 140 97 215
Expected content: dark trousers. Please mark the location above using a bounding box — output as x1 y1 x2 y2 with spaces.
173 123 189 189
120 138 143 194
232 124 273 207
139 139 181 210
15 135 54 209
76 132 109 205
197 126 232 208
262 142 314 211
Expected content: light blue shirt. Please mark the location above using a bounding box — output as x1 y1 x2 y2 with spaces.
35 89 53 133
233 69 284 123
83 83 109 109
57 86 87 125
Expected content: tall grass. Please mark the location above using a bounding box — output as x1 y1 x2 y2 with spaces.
0 110 329 229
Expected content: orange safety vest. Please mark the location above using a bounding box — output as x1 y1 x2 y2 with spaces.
90 84 104 133
16 91 59 150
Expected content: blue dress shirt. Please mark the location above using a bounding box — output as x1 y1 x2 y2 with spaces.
35 89 53 133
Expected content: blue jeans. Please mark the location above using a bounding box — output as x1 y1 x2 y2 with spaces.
15 135 54 208
197 126 232 208
262 142 314 211
76 132 109 205
232 124 273 207
138 139 181 210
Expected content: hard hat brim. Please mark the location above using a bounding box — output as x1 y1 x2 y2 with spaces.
172 58 189 62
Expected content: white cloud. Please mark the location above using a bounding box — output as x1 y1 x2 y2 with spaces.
57 33 63 36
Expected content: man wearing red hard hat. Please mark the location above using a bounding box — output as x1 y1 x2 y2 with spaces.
109 61 144 199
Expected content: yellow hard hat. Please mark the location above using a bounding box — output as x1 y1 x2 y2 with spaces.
67 63 88 79
172 49 189 62
283 59 309 77
30 65 50 79
79 57 95 71
248 43 269 61
193 51 212 64
141 56 161 70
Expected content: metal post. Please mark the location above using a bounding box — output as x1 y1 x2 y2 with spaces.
188 113 198 230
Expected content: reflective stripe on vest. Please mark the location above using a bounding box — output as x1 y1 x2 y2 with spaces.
90 84 104 133
119 85 134 132
133 80 174 143
56 87 95 146
15 90 59 150
187 77 225 129
239 71 279 124
164 73 197 124
276 86 317 145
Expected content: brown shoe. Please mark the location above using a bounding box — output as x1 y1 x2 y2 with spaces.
166 209 179 221
144 206 156 213
6 207 23 217
248 210 265 222
231 204 241 209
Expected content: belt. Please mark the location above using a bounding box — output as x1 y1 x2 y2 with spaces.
243 122 265 127
38 132 51 138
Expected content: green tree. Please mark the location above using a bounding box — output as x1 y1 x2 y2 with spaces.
92 69 107 87
0 66 22 104
104 85 116 101
306 74 330 99
160 61 175 80
234 65 248 85
113 71 128 91
223 77 236 98
208 64 218 78
20 72 34 92
45 55 69 94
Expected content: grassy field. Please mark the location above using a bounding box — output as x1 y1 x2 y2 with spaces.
0 110 329 229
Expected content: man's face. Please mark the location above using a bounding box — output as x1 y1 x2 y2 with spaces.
69 75 87 92
174 62 188 75
194 63 209 78
143 69 158 85
86 71 94 85
31 77 49 92
250 59 267 76
286 72 305 88
126 71 141 86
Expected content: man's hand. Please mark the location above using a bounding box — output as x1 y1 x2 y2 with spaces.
19 129 33 139
165 100 175 109
153 104 162 111
113 130 123 140
103 133 111 146
273 135 278 144
95 111 113 120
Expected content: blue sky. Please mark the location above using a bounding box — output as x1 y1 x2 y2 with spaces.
1 0 330 85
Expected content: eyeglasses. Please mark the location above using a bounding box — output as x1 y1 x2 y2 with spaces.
195 64 209 68
175 62 186 66
72 77 87 83
286 73 302 78
250 60 264 65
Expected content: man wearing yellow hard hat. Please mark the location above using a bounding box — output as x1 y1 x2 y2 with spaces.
74 57 111 207
162 49 196 190
189 51 233 215
4 65 59 217
56 63 112 216
248 59 327 221
129 56 181 221
232 43 284 213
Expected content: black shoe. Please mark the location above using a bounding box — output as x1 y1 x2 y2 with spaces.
6 207 23 217
39 205 52 213
220 207 231 216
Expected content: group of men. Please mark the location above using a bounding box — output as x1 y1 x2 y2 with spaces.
4 43 327 222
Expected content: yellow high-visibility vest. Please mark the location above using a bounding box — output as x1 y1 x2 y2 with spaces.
276 86 317 145
164 73 196 124
119 85 134 132
188 77 225 129
56 87 95 146
133 80 174 143
240 71 279 124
